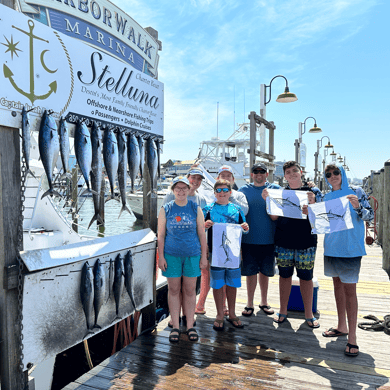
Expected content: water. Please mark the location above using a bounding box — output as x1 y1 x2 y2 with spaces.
59 197 143 238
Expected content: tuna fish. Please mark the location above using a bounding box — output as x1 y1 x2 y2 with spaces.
58 116 71 179
38 110 61 199
88 122 104 229
113 253 124 321
124 250 136 310
80 261 94 337
103 127 119 201
146 137 158 198
117 130 132 218
137 135 144 182
93 259 105 329
155 138 161 180
21 106 36 178
127 133 140 193
74 119 95 196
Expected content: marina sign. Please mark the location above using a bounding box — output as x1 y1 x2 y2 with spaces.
16 0 159 76
0 4 164 137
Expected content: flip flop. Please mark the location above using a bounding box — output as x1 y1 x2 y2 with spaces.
227 317 244 328
169 328 180 343
344 343 359 357
259 305 274 315
306 317 320 329
186 327 199 342
322 327 348 337
242 307 254 317
213 319 224 331
195 308 206 315
273 313 288 324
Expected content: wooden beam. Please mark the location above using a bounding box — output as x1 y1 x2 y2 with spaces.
248 113 276 130
0 125 25 389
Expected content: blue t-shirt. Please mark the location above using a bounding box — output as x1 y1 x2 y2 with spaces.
162 200 201 257
238 182 280 245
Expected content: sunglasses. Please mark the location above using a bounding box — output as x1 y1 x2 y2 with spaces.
215 188 230 193
253 169 267 174
325 169 341 178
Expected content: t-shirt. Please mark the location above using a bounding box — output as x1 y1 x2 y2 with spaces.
274 183 321 250
238 182 280 245
162 200 201 257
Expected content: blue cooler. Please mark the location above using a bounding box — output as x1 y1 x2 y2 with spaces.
287 276 319 313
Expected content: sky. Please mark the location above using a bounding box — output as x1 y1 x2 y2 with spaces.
115 0 389 180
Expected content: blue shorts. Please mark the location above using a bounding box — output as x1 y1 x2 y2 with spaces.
241 243 275 277
275 246 316 281
210 266 241 289
162 254 201 278
324 255 362 284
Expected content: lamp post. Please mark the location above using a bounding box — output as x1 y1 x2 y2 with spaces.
259 75 297 182
295 116 322 175
314 136 333 187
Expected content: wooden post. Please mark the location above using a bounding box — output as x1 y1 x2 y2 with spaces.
71 167 78 233
0 125 26 389
141 139 157 333
249 111 256 182
382 161 390 279
377 168 384 246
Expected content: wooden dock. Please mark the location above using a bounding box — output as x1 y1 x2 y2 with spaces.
65 237 390 389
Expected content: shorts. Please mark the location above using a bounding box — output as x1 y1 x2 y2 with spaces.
275 246 316 281
241 243 275 277
210 266 241 289
162 253 201 278
324 255 362 284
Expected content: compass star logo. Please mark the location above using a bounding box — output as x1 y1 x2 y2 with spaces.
1 35 22 60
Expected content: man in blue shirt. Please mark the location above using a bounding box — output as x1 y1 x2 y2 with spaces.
238 163 280 317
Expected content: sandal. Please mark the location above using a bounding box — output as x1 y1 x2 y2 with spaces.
213 319 224 331
259 305 274 315
227 317 244 328
322 327 348 337
306 317 320 329
169 328 180 343
242 307 254 317
344 343 359 357
273 313 288 324
186 327 199 342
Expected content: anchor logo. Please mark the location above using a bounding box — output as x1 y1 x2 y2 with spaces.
3 20 57 104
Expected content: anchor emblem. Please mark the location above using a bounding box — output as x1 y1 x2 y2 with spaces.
3 20 57 104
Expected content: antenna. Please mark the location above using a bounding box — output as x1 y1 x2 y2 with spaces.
234 85 235 132
217 102 219 138
244 88 245 123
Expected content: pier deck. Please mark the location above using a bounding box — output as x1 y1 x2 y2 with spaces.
65 238 390 389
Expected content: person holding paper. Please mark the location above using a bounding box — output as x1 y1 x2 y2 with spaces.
158 176 208 343
203 179 249 331
320 164 374 357
263 161 322 328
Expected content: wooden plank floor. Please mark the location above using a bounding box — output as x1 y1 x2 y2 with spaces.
65 237 390 389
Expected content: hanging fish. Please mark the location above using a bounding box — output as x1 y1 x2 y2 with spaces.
117 129 132 218
80 261 94 338
107 258 114 303
112 253 124 321
154 138 162 180
93 259 105 329
124 250 136 310
74 119 96 196
127 133 140 193
88 122 104 229
103 127 119 202
58 116 71 180
137 135 144 182
146 137 158 198
21 107 36 178
38 110 61 199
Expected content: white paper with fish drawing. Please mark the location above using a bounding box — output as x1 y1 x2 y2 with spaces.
266 189 308 220
308 196 353 234
211 223 242 269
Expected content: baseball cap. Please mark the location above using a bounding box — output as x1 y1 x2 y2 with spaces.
172 176 190 186
251 162 267 172
218 165 234 177
187 168 205 179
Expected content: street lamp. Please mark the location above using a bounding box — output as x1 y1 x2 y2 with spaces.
258 75 298 182
314 136 333 186
295 116 322 172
